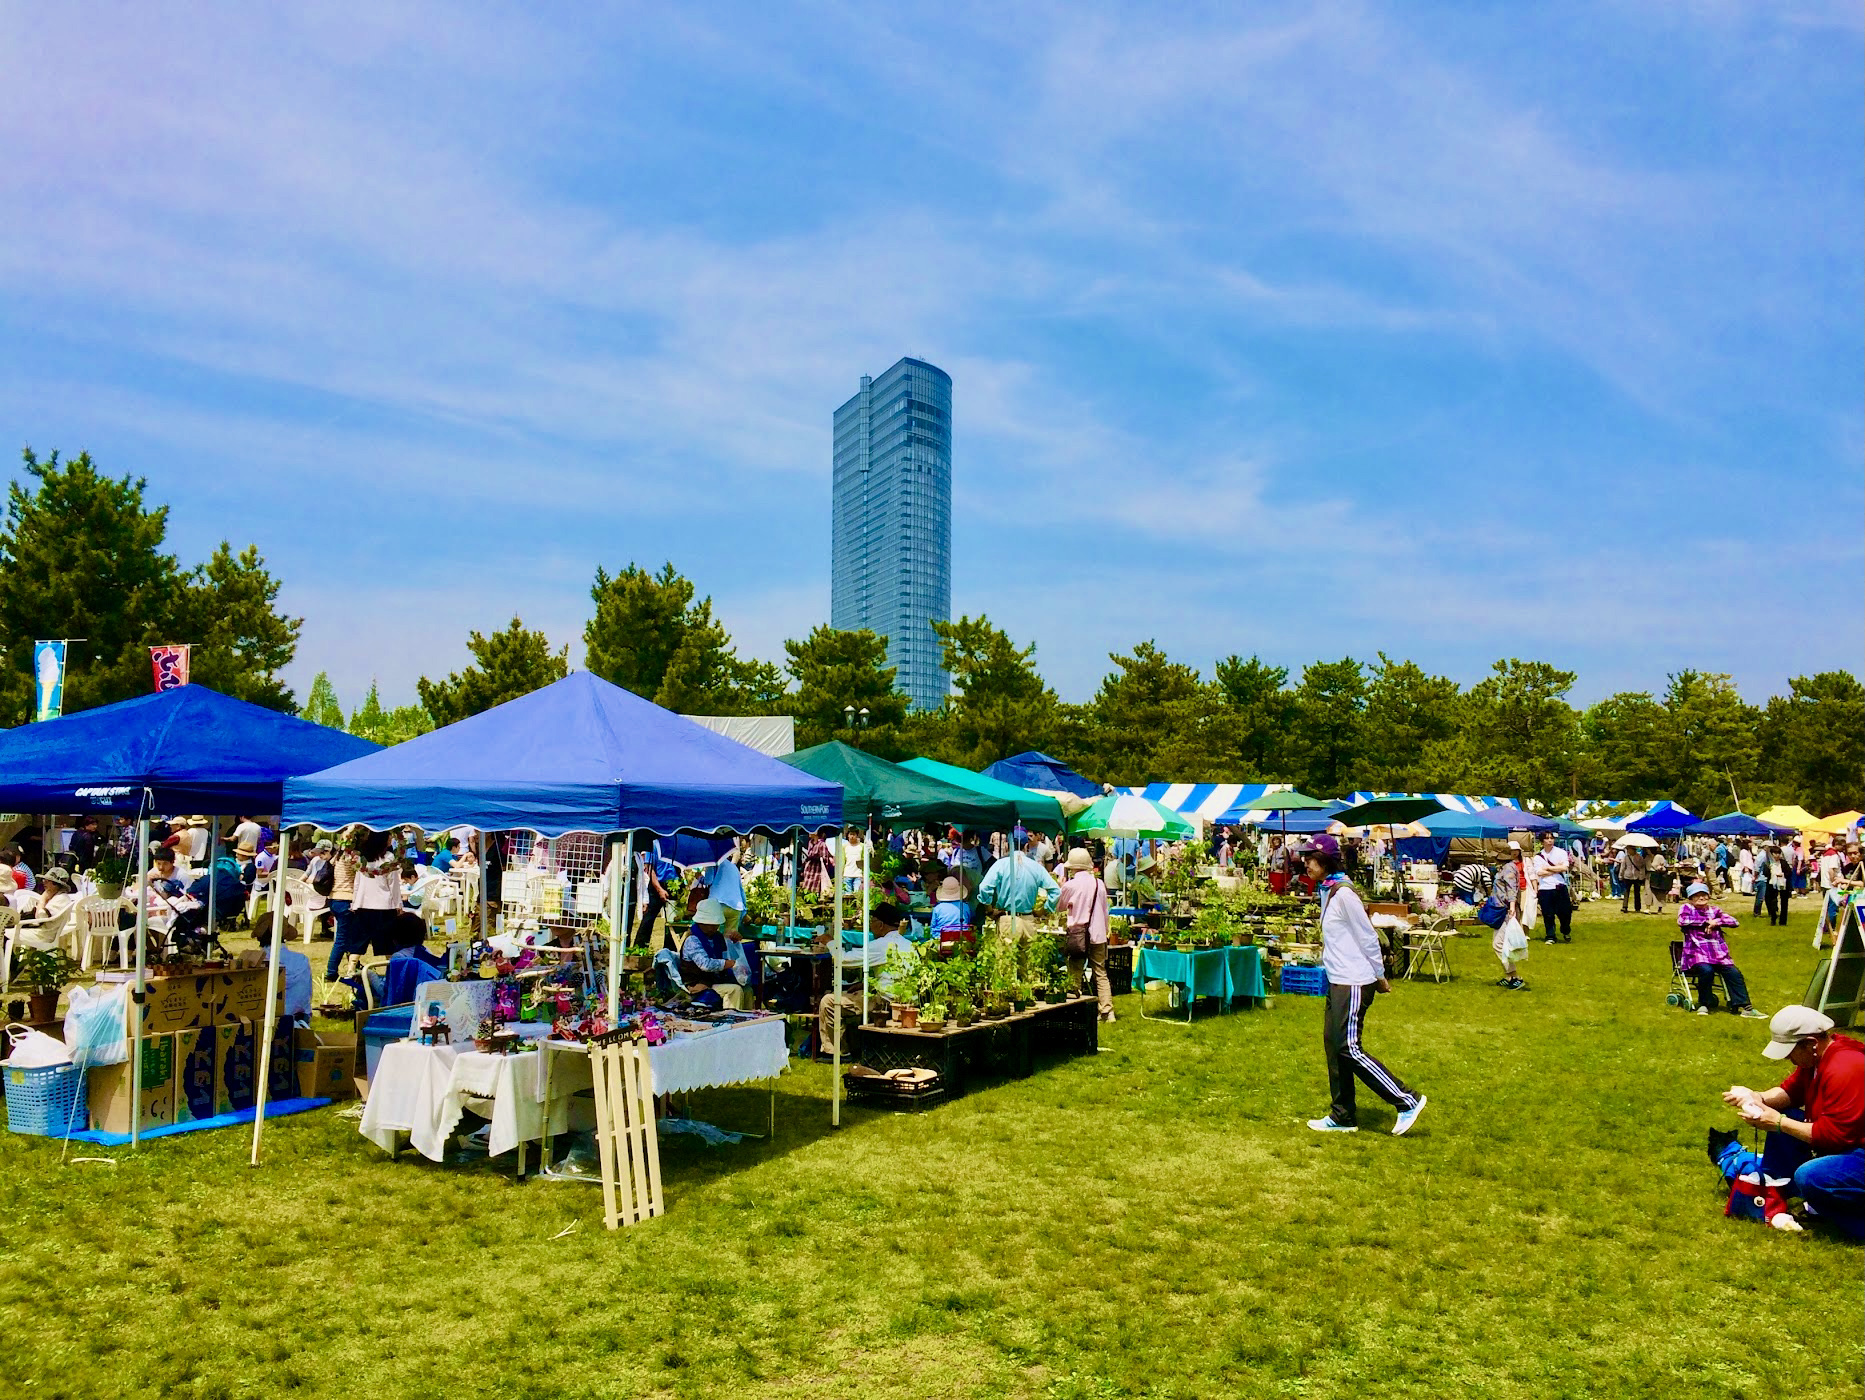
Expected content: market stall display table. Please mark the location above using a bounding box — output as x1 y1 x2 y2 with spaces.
849 997 1097 1098
359 1041 555 1167
539 1015 792 1151
361 1016 791 1170
1135 944 1266 1023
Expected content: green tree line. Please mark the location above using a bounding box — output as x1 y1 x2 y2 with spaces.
5 456 1856 815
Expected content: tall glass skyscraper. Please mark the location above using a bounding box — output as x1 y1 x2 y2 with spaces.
831 357 952 711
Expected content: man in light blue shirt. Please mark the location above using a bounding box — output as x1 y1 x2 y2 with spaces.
977 838 1060 945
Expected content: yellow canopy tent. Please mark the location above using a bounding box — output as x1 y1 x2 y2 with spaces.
1808 811 1863 835
1755 804 1823 831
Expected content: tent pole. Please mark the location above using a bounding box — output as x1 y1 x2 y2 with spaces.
788 831 797 938
129 815 150 1148
205 819 218 946
608 833 631 1022
476 830 488 938
831 829 843 1128
861 823 870 1023
250 826 293 1166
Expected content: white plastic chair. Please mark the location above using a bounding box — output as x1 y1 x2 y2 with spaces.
76 895 132 971
279 871 321 945
2 903 79 991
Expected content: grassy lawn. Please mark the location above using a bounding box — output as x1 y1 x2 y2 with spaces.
1 898 1858 1399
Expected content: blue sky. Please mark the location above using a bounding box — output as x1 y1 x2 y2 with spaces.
2 2 1859 712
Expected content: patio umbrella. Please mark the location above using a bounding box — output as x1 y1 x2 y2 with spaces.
1614 832 1660 850
1327 796 1448 829
1068 793 1195 840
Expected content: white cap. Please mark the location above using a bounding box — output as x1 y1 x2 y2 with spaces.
692 898 726 926
1507 840 1522 851
1762 1005 1834 1060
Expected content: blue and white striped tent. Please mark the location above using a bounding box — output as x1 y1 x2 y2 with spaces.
1344 792 1524 816
1123 783 1289 827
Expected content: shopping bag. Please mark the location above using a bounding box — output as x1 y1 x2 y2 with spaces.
1476 898 1508 930
5 1023 73 1068
62 982 130 1065
1501 922 1529 962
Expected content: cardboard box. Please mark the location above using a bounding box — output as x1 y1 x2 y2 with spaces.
295 1029 358 1101
142 974 213 1034
215 1019 258 1115
208 967 280 1025
266 1014 297 1102
87 1034 177 1134
172 1024 219 1124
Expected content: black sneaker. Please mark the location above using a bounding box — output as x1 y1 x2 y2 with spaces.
1506 977 1528 990
1707 1127 1739 1167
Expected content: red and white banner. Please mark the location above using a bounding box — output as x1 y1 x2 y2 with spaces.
150 644 191 692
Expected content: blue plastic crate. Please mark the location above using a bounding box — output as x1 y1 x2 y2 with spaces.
1278 963 1329 997
5 1061 89 1137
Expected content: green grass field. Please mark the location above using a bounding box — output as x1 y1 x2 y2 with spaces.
1 899 1858 1399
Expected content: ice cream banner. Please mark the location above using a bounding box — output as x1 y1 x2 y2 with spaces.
150 644 191 692
32 640 65 721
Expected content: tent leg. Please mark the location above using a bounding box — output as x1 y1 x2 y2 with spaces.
861 825 870 1024
205 821 218 947
608 834 631 1022
832 831 842 1128
476 830 488 937
250 826 292 1166
130 815 150 1148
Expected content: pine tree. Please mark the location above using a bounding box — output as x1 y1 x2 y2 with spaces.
301 671 345 729
417 618 568 724
0 448 181 724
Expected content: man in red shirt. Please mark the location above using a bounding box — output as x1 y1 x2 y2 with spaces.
1717 1005 1865 1237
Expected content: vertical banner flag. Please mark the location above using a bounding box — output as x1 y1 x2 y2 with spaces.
32 640 66 721
150 644 191 693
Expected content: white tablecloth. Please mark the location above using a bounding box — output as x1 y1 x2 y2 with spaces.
359 1040 556 1162
537 1016 791 1106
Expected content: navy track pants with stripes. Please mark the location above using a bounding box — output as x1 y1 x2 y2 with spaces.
1323 982 1419 1127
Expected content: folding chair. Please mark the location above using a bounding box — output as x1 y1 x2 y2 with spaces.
279 871 321 945
1403 916 1454 983
1667 940 1730 1012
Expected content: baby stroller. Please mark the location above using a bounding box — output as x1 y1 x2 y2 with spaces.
1666 940 1731 1012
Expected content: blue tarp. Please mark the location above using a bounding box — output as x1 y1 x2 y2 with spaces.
283 672 843 837
981 751 1101 798
0 685 377 815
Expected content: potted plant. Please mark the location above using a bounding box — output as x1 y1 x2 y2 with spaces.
895 1003 920 1030
953 996 977 1028
13 948 80 1024
1011 984 1032 1014
91 851 129 900
919 1002 946 1033
473 1016 501 1053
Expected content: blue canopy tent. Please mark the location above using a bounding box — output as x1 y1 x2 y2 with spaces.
276 671 854 1144
981 751 1100 799
1684 812 1796 837
1626 801 1698 838
1395 805 1555 865
0 685 379 1151
282 671 840 837
0 683 378 816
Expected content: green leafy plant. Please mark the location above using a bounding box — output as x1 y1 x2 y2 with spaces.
92 851 130 888
12 947 80 995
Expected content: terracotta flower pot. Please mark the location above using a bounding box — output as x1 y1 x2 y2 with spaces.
897 1005 920 1029
26 992 58 1024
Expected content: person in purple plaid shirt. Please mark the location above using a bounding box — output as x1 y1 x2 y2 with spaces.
1679 881 1765 1018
